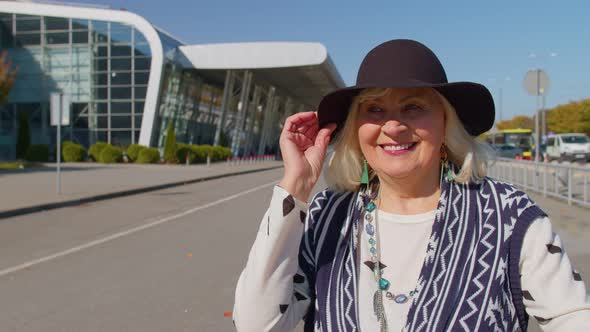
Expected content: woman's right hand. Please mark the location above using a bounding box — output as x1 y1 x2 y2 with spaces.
279 112 337 202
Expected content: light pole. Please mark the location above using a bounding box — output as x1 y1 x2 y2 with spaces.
488 77 511 145
528 51 557 146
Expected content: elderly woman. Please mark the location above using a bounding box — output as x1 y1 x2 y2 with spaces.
233 39 590 331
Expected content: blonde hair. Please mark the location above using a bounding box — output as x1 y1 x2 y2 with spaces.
325 88 492 192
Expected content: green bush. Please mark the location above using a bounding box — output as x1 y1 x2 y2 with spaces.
62 143 86 162
189 145 208 163
199 145 216 161
25 144 48 162
176 143 194 163
213 146 232 161
126 144 146 162
163 122 178 163
51 140 77 161
137 147 160 164
99 145 122 164
89 142 108 162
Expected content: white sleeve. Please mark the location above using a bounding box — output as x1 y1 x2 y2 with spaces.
520 216 590 330
233 185 313 332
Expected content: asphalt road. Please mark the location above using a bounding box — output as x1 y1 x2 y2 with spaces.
0 167 587 331
0 168 285 332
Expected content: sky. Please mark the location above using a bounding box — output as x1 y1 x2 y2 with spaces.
75 0 590 122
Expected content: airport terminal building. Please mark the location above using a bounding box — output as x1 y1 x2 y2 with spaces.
0 1 344 159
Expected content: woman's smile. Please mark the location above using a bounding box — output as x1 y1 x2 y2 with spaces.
379 142 418 156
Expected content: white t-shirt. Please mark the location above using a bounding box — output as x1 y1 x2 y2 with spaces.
358 209 436 331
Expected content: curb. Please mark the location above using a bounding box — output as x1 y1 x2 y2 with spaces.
0 165 283 220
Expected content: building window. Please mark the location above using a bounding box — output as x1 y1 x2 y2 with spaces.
111 130 132 146
111 87 132 100
72 18 89 30
134 72 150 85
15 15 41 32
111 102 132 114
94 73 108 86
74 116 88 129
111 44 132 57
110 28 131 44
134 57 151 70
94 103 108 115
111 72 131 85
110 58 131 71
45 32 69 45
15 33 41 46
134 43 151 57
111 115 132 129
134 86 147 100
72 31 89 44
44 17 69 31
96 116 108 128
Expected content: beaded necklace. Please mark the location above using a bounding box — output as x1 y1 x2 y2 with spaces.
361 158 451 332
362 189 418 305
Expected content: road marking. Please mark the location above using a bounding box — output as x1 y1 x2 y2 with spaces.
0 179 279 278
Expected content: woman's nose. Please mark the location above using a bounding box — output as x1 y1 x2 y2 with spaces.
381 119 408 137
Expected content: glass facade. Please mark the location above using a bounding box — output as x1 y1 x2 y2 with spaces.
0 7 312 160
0 13 151 158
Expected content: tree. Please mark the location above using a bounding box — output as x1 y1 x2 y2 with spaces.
16 112 30 159
496 115 534 131
163 122 178 163
0 51 17 105
546 99 590 135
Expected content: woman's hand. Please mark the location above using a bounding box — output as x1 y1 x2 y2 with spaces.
279 112 337 202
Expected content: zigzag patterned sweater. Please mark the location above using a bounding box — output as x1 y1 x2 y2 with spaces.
233 178 590 331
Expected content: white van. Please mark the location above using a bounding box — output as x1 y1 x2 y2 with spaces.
545 133 590 162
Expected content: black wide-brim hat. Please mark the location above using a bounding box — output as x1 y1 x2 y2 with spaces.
318 39 495 137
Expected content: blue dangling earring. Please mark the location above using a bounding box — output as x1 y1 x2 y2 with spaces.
361 159 369 185
440 144 454 182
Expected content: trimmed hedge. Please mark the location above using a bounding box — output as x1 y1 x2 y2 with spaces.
176 143 194 163
89 142 108 162
99 145 123 164
214 146 232 161
126 144 146 162
63 143 86 162
25 144 49 162
137 147 160 164
189 145 207 163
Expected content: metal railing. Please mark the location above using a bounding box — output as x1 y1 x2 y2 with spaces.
488 158 590 208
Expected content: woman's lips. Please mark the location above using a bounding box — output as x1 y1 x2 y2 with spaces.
379 142 417 156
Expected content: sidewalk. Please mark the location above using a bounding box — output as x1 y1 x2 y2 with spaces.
0 161 283 219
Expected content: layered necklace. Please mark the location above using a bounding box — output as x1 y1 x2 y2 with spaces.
363 194 419 304
362 185 418 306
360 158 451 332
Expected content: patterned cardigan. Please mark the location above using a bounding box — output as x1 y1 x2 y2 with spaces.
298 176 546 331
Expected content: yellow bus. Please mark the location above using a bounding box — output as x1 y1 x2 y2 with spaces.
486 129 534 159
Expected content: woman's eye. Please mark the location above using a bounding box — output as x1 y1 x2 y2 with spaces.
367 105 384 113
405 104 424 112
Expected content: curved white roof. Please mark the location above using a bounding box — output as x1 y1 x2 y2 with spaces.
179 42 329 69
180 42 345 109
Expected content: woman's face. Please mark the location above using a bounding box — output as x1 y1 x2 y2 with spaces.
357 88 445 182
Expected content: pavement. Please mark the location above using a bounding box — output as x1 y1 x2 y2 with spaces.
0 160 283 219
0 164 587 331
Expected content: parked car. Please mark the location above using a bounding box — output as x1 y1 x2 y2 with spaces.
545 133 590 162
492 144 523 159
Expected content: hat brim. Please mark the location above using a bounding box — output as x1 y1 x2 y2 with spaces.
317 80 495 138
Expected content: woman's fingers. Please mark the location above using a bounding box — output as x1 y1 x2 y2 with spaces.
315 123 337 148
